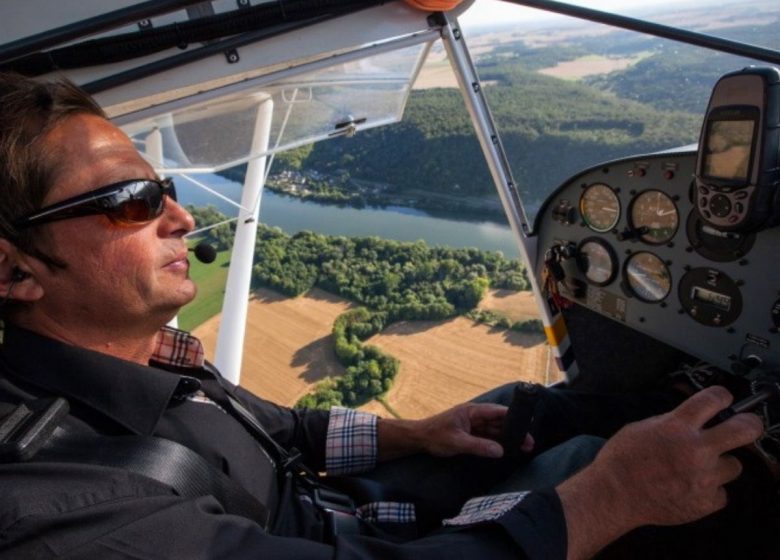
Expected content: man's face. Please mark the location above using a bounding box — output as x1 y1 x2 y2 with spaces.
26 113 197 334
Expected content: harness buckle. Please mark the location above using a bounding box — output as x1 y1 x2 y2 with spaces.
313 486 360 541
0 397 69 462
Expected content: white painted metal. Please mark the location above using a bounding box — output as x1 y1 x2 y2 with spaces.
69 3 468 117
440 13 579 379
110 30 440 127
213 96 273 384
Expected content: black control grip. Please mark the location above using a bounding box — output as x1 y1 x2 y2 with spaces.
502 383 540 458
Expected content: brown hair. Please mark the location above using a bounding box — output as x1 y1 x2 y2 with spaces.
0 73 105 259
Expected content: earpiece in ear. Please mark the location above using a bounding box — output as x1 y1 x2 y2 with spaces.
11 268 29 282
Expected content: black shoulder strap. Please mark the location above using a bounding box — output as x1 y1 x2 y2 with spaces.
0 398 271 529
203 361 317 480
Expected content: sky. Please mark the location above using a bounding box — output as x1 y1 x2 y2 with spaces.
458 0 719 27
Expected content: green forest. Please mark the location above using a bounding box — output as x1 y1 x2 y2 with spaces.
252 225 532 408
263 12 777 214
189 206 536 408
275 75 700 211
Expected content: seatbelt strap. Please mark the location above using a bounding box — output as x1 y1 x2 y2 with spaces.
0 398 272 529
202 362 320 481
201 363 361 531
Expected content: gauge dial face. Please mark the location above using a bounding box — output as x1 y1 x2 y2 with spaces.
624 252 671 302
580 183 620 233
629 190 679 244
578 238 618 286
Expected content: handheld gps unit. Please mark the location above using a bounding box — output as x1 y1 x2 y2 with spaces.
695 67 780 232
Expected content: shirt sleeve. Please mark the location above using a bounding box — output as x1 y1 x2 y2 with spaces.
325 406 378 475
229 384 331 469
444 489 568 560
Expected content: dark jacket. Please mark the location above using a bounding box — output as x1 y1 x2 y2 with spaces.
0 321 566 559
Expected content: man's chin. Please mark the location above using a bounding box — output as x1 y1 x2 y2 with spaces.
176 281 198 306
162 281 198 318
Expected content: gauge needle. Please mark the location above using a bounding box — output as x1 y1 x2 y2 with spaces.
656 209 675 216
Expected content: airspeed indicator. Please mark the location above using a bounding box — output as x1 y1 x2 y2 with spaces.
580 183 620 233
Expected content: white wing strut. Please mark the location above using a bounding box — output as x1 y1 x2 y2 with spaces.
214 95 274 385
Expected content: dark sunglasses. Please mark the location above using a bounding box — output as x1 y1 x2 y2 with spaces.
14 178 177 229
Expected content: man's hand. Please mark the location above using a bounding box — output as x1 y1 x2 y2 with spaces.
377 402 534 462
557 386 765 560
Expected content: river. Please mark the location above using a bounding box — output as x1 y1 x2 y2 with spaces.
177 173 521 258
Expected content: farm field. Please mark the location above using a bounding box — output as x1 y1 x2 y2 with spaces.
193 288 557 415
538 54 644 79
193 287 353 405
479 289 541 323
360 315 556 419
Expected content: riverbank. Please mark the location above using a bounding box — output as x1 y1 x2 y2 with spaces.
264 170 509 223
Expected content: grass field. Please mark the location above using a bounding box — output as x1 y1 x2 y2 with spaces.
178 246 231 332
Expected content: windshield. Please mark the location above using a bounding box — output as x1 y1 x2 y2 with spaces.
160 0 777 417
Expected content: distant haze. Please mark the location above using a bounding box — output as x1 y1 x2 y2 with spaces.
460 0 758 28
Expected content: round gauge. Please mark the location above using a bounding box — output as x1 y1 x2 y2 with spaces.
580 183 620 233
577 238 618 286
624 252 671 302
678 268 742 327
629 190 679 244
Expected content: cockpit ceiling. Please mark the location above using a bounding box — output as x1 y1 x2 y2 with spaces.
0 0 471 119
120 40 431 173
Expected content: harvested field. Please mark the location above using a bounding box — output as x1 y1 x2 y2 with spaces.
360 317 555 419
413 62 459 90
194 287 558 416
538 54 640 79
193 287 353 406
478 289 541 323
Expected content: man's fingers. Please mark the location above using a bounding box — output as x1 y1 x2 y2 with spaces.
468 403 508 422
672 386 734 428
715 453 744 486
704 412 764 454
455 433 504 458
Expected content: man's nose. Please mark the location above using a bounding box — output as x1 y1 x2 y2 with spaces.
161 196 196 235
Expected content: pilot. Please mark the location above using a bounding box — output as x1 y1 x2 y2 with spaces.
0 72 765 560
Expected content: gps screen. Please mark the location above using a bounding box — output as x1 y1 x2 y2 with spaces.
703 118 755 181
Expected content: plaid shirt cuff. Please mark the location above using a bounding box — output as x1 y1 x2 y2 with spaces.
152 326 205 368
442 491 531 526
325 407 377 475
356 501 416 524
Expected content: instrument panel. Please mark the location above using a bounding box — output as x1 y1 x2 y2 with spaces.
535 149 779 374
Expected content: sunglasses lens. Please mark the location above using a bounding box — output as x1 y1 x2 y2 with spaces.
15 178 175 229
116 198 158 223
105 181 166 224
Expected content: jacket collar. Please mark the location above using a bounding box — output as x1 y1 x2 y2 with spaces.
0 321 203 435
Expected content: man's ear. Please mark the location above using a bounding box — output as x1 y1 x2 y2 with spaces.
0 238 44 302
